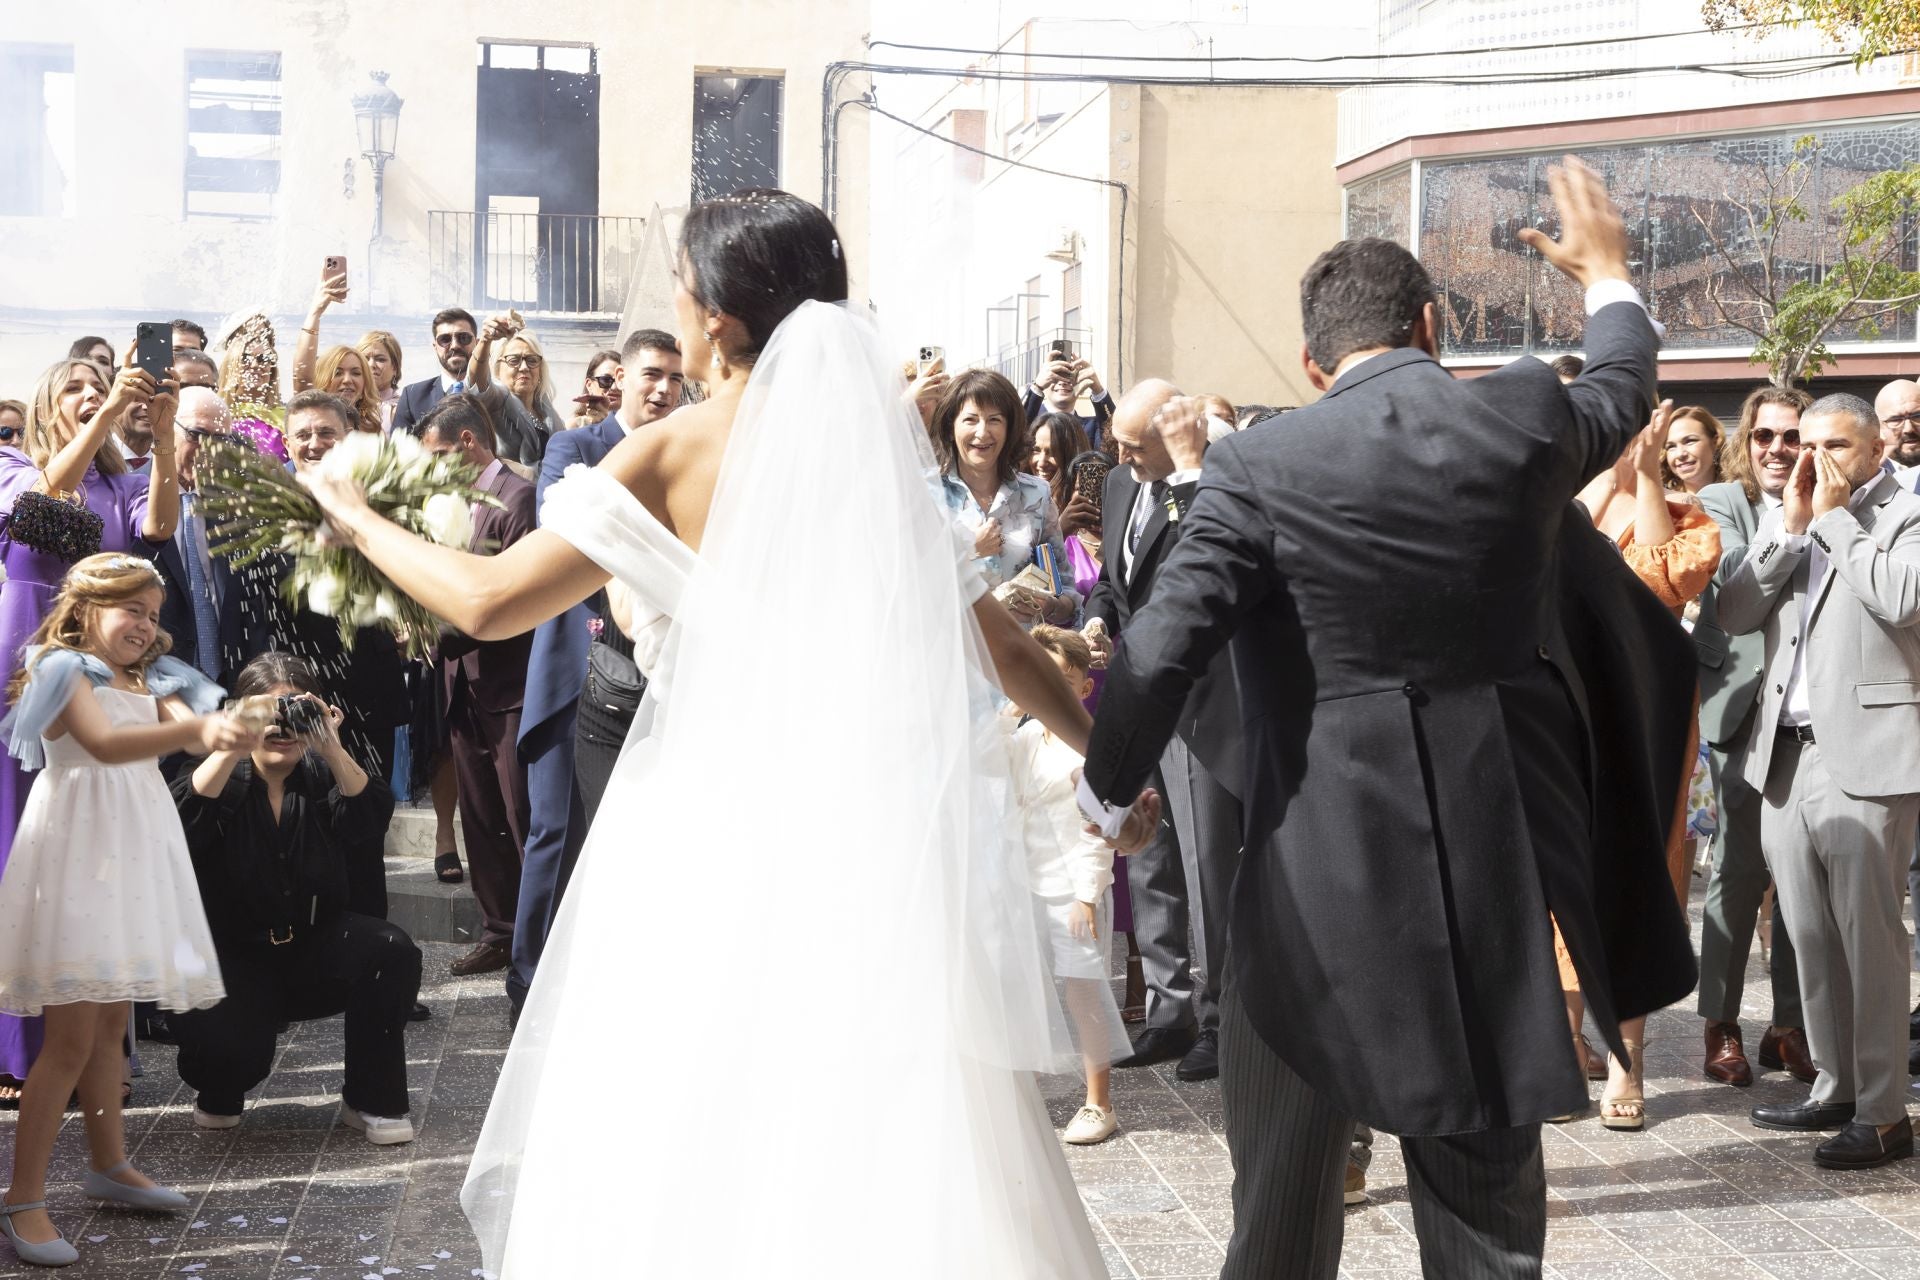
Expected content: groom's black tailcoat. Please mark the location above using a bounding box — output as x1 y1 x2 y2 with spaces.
1085 302 1698 1136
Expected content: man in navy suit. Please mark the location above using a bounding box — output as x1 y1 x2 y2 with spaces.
151 387 247 683
506 329 685 1016
390 308 480 438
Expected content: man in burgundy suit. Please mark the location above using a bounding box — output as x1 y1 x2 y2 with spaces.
418 395 538 976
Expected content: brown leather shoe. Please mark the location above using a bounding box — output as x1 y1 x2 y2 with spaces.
1758 1025 1817 1085
1704 1021 1753 1087
450 942 511 977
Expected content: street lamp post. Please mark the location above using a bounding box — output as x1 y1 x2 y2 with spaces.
351 71 404 292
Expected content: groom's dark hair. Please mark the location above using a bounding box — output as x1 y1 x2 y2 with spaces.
679 189 848 366
1299 238 1436 375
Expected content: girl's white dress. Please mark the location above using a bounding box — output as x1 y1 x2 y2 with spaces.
0 674 225 1015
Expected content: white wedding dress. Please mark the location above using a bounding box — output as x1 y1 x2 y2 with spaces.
462 303 1107 1278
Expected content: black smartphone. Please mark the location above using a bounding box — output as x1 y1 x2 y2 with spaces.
1049 339 1076 363
133 323 172 383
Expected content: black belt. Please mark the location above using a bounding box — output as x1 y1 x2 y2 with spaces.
1777 723 1816 745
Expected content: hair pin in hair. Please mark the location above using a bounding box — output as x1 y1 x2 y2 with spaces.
831 239 842 260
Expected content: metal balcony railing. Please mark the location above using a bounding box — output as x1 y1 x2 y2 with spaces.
428 210 646 316
991 327 1097 392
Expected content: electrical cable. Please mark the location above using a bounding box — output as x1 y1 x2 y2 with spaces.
868 20 1792 66
844 95 1133 390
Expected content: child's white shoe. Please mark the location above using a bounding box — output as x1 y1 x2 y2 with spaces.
1064 1104 1118 1145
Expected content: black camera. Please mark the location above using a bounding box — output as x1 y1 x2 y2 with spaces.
273 695 327 739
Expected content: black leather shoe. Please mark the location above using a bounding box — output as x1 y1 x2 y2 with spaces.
1115 1026 1197 1070
408 1002 432 1023
1175 1030 1219 1081
1815 1117 1914 1169
1751 1099 1856 1131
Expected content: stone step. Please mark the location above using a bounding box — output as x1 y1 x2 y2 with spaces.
385 804 457 860
384 855 482 946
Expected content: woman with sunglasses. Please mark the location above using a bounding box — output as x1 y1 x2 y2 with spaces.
213 312 289 463
566 349 623 430
465 314 559 471
0 402 25 454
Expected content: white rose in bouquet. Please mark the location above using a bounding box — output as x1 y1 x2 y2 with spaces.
306 568 348 617
320 429 385 480
387 431 424 465
422 492 474 547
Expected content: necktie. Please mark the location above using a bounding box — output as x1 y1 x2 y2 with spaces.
1131 480 1168 553
449 380 466 396
179 493 220 679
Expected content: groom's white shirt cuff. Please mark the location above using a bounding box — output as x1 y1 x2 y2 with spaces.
1077 775 1131 840
1585 278 1664 339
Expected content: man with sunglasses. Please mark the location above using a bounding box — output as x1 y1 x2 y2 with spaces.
390 308 480 438
1695 385 1816 1091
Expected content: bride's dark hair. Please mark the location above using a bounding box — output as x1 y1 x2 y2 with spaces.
679 189 848 366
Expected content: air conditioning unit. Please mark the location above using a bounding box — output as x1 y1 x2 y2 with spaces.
1043 228 1080 264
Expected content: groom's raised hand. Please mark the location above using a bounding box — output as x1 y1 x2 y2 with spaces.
1515 156 1630 291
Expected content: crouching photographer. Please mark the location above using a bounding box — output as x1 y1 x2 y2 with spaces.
167 652 422 1144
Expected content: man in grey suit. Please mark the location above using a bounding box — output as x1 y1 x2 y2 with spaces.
1719 394 1920 1169
1873 378 1920 1056
1694 387 1814 1087
1081 160 1696 1276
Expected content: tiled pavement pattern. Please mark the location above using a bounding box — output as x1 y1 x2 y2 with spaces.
4 900 1919 1278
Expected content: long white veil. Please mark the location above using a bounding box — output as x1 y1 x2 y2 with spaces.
461 301 1100 1277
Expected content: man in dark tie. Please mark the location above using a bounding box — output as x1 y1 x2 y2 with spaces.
507 329 684 1018
1081 378 1243 1083
1080 160 1693 1276
418 396 538 978
151 386 244 683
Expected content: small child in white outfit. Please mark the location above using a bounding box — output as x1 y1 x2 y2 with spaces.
1007 626 1130 1145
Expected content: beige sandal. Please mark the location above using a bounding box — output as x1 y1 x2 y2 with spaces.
1600 1038 1645 1130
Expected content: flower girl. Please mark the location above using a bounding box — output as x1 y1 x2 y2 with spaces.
1007 626 1132 1145
0 554 256 1267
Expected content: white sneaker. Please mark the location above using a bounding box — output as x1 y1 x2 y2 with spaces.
1064 1104 1118 1145
192 1108 240 1130
340 1108 415 1145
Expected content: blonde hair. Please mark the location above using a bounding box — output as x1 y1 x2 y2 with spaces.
495 330 558 426
27 359 128 477
0 399 25 423
356 329 403 390
9 554 171 701
216 313 282 410
315 345 382 433
1029 624 1093 677
1661 406 1725 492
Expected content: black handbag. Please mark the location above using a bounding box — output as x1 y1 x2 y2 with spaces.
5 485 104 563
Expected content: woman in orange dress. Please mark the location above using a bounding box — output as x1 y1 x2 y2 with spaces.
1560 400 1721 1130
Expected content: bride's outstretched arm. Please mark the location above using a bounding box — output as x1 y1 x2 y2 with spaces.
306 470 610 641
973 594 1094 754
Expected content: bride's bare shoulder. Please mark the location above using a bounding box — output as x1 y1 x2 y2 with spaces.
598 397 731 544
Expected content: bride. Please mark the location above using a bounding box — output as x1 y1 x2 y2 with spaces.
305 190 1153 1276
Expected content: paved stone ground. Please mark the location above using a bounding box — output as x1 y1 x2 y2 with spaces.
3 897 1918 1278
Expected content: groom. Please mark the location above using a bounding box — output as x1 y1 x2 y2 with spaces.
1080 160 1697 1276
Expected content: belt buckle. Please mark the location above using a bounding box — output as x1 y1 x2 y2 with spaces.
268 926 294 946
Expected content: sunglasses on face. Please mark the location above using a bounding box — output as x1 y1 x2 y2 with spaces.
435 332 475 348
587 373 618 390
1751 427 1800 449
0 427 19 444
500 354 542 370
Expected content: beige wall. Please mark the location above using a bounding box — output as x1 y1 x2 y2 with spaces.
0 0 868 397
1133 84 1341 409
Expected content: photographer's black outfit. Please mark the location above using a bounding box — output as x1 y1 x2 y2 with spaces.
572 611 644 830
168 759 420 1119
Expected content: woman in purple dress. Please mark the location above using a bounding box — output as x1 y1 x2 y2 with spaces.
0 357 180 1096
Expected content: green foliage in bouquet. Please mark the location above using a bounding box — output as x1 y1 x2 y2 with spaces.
193 432 501 658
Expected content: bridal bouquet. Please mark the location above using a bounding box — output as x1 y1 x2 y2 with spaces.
195 431 498 657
